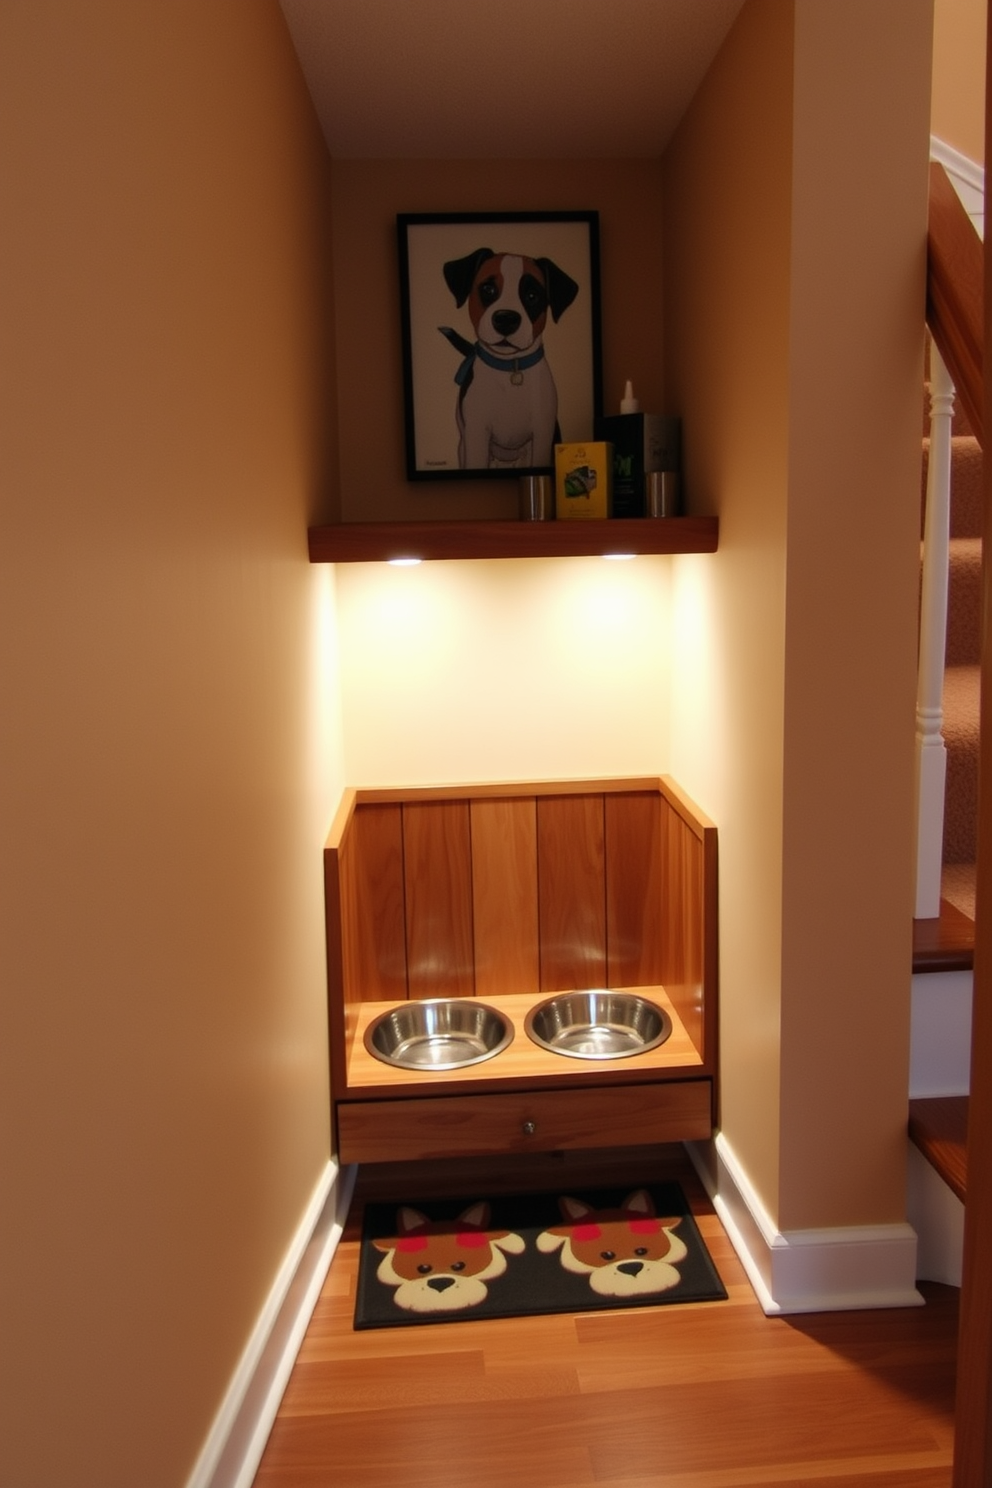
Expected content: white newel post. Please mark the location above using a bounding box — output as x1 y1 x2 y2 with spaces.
914 345 955 918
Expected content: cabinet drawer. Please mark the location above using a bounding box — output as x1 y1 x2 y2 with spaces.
336 1079 712 1164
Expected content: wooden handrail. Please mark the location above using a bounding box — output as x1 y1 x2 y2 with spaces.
927 160 984 447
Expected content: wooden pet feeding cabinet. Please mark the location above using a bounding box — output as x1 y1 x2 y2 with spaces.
324 776 718 1165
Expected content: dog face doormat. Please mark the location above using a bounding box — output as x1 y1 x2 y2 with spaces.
354 1182 727 1329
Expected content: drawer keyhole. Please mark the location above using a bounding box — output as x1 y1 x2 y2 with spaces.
522 1120 536 1136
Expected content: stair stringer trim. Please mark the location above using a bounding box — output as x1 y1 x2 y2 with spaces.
930 135 984 238
688 1135 924 1314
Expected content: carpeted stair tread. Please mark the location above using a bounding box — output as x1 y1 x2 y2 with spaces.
941 861 977 921
943 663 981 864
921 435 984 538
946 535 983 666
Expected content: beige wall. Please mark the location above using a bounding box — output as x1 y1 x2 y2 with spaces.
779 0 931 1228
663 0 794 1218
665 0 932 1230
0 4 343 1487
932 0 986 162
335 556 672 785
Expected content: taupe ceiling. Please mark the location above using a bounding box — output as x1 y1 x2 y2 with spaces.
278 0 745 158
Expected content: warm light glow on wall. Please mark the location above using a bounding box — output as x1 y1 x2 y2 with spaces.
668 556 727 796
334 557 673 785
307 564 346 802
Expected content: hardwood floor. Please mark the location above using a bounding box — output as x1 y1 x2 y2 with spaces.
253 1145 959 1488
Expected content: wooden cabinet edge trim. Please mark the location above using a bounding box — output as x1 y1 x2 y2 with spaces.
336 1064 713 1104
659 774 716 839
350 776 665 806
325 787 358 851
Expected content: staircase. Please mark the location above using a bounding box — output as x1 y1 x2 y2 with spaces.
908 158 983 1228
912 157 984 970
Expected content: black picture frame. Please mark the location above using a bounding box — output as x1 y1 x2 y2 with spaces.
397 211 602 481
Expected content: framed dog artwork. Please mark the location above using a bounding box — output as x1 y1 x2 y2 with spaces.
397 211 602 480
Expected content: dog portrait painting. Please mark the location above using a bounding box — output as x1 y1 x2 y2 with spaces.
398 212 601 480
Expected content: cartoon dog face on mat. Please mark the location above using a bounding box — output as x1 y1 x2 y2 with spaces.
372 1202 525 1314
536 1190 687 1298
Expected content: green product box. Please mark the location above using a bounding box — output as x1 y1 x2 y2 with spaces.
595 413 682 518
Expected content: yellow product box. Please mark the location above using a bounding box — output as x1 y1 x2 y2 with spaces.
555 441 613 520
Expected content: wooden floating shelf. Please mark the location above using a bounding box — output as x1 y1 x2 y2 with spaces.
307 516 718 564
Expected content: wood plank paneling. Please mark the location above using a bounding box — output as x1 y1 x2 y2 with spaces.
471 798 540 998
334 827 360 1007
659 797 706 1057
329 777 717 1112
323 845 349 1098
536 794 607 991
605 792 663 987
403 801 475 998
342 804 408 1003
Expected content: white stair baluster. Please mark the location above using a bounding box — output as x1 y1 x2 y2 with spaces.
914 345 955 918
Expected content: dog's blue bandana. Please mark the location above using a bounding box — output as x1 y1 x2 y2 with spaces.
439 326 545 386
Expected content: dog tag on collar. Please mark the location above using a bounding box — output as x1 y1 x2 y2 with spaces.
511 365 524 386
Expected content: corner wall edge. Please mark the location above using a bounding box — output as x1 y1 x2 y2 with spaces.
687 1135 923 1315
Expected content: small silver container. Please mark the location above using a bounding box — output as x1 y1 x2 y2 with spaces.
525 990 672 1060
364 998 513 1071
519 474 555 521
646 470 680 518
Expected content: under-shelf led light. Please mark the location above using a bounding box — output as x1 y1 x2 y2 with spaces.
387 556 423 566
602 552 637 561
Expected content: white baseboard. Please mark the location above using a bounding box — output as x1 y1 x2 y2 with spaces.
185 1159 357 1488
688 1134 923 1314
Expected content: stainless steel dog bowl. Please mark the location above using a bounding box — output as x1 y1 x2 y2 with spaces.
364 999 513 1071
525 990 671 1060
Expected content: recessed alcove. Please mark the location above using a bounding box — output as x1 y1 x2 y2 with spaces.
323 775 718 1165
